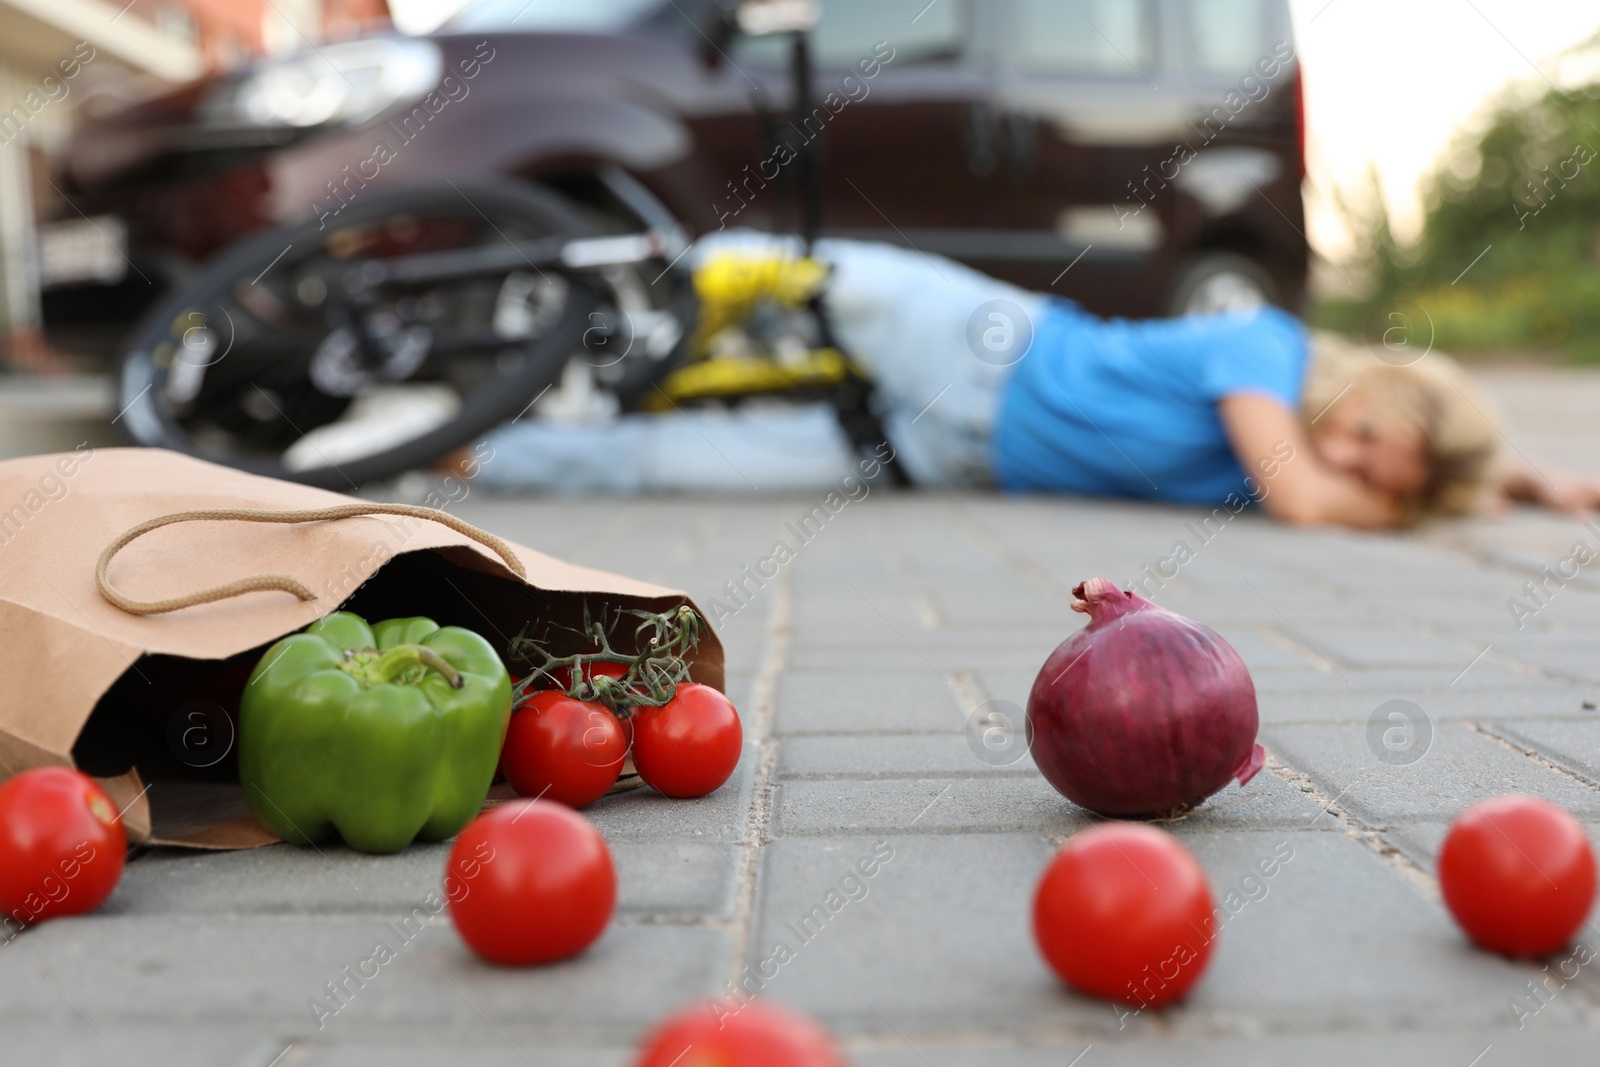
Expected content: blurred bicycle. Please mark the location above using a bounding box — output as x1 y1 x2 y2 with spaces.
114 1 905 489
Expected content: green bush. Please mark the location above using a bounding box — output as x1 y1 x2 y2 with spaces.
1322 75 1600 361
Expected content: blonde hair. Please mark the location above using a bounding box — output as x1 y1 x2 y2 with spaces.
1302 333 1503 521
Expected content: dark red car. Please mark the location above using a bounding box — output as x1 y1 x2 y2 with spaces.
43 0 1305 357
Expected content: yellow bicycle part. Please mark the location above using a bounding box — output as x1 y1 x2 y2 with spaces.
691 252 830 356
646 348 856 410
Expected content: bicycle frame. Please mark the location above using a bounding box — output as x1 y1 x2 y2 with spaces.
318 7 910 484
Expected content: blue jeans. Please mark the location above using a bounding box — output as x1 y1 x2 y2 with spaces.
479 235 1046 492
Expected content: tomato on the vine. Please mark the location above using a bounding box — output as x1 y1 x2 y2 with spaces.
447 800 615 966
501 692 627 807
0 767 126 925
1033 822 1215 1007
1439 795 1596 957
633 1000 847 1067
630 683 742 799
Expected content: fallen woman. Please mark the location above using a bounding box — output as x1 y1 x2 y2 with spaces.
476 235 1600 529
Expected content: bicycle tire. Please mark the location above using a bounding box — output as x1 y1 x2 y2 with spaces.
116 179 603 490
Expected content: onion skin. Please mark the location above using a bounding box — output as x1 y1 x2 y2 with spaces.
1027 578 1263 816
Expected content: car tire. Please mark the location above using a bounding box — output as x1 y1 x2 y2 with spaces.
1166 252 1278 318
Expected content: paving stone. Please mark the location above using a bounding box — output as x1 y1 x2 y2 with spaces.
791 629 1064 655
1248 665 1585 694
775 671 966 735
1171 832 1573 1032
772 777 1089 838
1518 592 1600 630
787 641 1055 674
0 1024 273 1067
1486 719 1600 785
746 833 1114 1034
1282 625 1483 669
777 733 1040 779
583 741 757 843
1475 637 1600 685
1369 593 1550 633
1258 688 1600 724
1203 625 1345 671
1383 816 1600 872
0 917 728 1031
1144 587 1377 625
291 1042 628 1067
772 770 1325 838
792 583 950 631
926 591 1077 627
1260 722 1600 822
849 1031 1591 1067
109 841 450 918
115 837 734 921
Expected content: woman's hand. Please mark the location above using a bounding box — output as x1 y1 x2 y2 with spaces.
1501 463 1600 515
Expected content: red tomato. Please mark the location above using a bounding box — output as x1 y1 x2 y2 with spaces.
1439 795 1596 956
501 692 627 807
446 800 615 966
0 767 126 925
633 1000 847 1067
1033 822 1215 1007
630 683 743 799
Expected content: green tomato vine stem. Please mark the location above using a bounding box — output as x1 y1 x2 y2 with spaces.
508 603 703 717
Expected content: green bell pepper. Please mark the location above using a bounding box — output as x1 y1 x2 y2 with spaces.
239 611 511 854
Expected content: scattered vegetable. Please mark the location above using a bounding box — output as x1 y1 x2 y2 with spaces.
1027 579 1264 816
1033 822 1215 1007
0 767 125 926
508 604 741 802
500 691 628 807
634 1000 848 1067
1439 795 1596 957
447 800 615 966
239 611 511 854
631 683 743 799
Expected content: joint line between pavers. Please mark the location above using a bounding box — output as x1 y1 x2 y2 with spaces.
724 561 793 989
937 502 1083 610
1466 722 1600 792
1288 571 1565 685
1264 750 1440 902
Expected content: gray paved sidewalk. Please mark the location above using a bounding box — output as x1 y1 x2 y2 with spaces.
7 371 1600 1065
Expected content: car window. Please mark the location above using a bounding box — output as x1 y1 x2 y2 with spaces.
1009 0 1154 78
449 0 664 32
733 0 965 69
1190 0 1273 76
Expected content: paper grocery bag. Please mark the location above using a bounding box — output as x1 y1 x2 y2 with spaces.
0 447 723 848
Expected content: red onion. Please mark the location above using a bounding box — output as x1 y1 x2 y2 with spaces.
1027 578 1264 816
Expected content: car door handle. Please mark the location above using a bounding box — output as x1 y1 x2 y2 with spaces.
964 103 1000 176
967 105 1035 178
1003 112 1035 176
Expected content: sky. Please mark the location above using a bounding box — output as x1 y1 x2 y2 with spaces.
388 0 1600 262
1290 0 1600 258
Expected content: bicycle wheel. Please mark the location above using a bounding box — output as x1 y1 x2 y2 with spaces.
116 179 605 489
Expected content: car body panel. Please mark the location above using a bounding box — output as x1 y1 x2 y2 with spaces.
43 0 1306 355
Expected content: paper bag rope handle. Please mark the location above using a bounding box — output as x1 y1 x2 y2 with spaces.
97 504 528 616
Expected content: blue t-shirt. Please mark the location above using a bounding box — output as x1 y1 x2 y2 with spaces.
991 301 1309 504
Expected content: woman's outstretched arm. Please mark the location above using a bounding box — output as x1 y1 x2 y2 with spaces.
1498 461 1600 515
1218 394 1404 529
